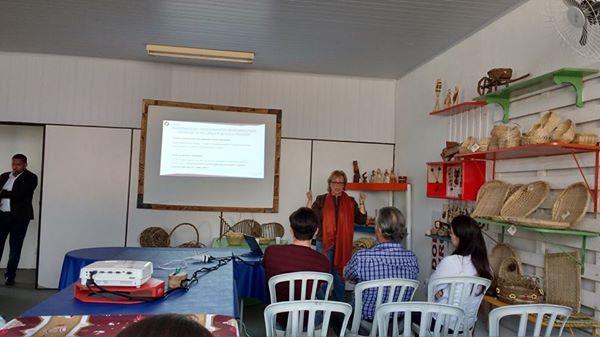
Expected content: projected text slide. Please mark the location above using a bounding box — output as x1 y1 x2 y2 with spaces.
160 120 265 178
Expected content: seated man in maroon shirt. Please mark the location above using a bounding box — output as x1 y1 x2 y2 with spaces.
263 207 330 304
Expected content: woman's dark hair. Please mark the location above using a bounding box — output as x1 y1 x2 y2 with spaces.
116 314 213 337
451 215 493 280
290 207 319 240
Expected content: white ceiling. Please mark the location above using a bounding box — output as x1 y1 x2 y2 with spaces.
0 0 525 78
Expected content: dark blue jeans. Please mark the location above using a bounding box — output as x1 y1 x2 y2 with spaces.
315 240 345 302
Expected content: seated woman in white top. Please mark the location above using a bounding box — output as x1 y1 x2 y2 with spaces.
429 215 493 332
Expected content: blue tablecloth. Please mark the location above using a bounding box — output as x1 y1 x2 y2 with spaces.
26 247 267 318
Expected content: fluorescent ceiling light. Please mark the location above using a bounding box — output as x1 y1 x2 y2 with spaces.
146 44 254 63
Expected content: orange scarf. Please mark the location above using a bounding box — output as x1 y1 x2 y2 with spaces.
322 192 355 274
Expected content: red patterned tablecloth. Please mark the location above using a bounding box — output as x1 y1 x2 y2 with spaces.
0 313 238 337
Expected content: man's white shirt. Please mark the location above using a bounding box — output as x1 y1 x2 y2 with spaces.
0 172 23 212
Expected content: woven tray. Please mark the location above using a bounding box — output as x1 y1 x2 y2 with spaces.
232 219 262 237
545 251 581 312
500 216 570 229
472 180 512 218
500 181 550 218
490 243 521 279
552 182 590 226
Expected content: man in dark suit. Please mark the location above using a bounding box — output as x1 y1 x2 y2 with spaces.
0 154 38 286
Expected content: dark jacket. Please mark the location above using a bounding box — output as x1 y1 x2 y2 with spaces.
0 170 38 220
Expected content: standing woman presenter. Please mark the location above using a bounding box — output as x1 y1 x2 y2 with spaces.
306 170 367 301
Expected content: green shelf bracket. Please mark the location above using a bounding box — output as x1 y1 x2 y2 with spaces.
553 73 584 107
484 97 511 124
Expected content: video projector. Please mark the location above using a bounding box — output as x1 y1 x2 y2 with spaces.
80 260 153 288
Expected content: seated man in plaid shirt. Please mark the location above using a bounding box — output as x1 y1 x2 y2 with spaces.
344 206 419 322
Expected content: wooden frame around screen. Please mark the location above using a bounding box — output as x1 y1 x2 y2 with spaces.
138 99 281 212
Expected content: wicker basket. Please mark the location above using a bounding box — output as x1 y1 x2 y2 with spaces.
488 68 513 80
491 124 509 139
498 126 521 149
552 119 576 143
490 243 521 279
353 237 377 254
537 111 561 137
169 223 205 248
501 217 570 230
496 256 544 304
225 231 244 246
477 137 491 152
574 133 599 146
488 137 499 151
472 180 512 218
257 237 273 245
545 251 581 312
500 181 550 218
460 136 478 153
232 219 262 237
507 184 523 198
260 222 285 239
139 227 170 247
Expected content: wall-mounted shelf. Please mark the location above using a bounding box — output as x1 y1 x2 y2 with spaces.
455 142 600 161
456 142 599 213
430 101 487 117
477 218 600 272
474 68 598 123
346 182 408 191
425 234 452 243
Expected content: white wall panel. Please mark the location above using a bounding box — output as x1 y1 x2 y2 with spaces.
38 126 131 288
0 124 43 269
0 52 395 143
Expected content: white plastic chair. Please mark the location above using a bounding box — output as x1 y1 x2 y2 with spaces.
268 271 333 303
264 300 353 337
348 278 419 337
488 304 572 337
375 301 465 337
427 276 491 335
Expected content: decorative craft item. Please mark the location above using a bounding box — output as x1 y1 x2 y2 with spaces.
389 170 397 183
459 137 478 153
477 137 491 152
525 111 561 145
434 79 443 111
503 182 590 229
477 68 530 95
353 237 377 254
397 176 408 183
224 231 244 246
498 125 521 149
383 170 390 183
361 172 368 183
375 168 383 183
446 165 463 198
499 181 550 218
140 227 170 247
369 170 376 183
352 160 361 183
489 243 521 279
452 86 461 105
169 223 205 248
552 119 576 143
443 89 453 108
545 251 581 312
574 133 599 145
496 256 544 305
440 141 460 161
472 180 512 218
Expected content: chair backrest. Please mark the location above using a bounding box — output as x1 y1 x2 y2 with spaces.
268 271 333 303
350 278 419 337
261 222 285 239
375 301 464 337
264 300 352 337
488 304 572 337
427 276 491 331
232 220 262 236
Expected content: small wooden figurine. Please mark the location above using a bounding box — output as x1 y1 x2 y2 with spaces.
383 169 390 183
375 169 383 183
369 170 376 183
452 86 460 105
443 88 453 108
434 79 443 111
352 160 361 183
361 172 368 183
390 170 397 183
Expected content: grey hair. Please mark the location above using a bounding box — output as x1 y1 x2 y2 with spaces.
376 207 407 242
